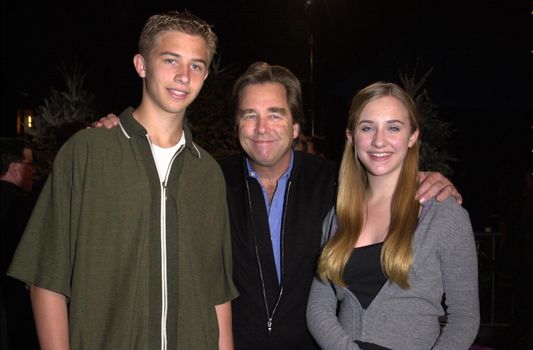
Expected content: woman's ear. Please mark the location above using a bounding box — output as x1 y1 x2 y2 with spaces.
408 129 419 148
346 129 353 145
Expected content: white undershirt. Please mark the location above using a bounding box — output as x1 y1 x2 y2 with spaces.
152 133 185 181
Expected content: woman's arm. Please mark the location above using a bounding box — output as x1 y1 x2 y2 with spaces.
306 277 360 350
433 205 480 349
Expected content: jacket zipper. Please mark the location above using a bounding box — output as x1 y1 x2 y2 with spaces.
245 179 291 335
147 135 184 350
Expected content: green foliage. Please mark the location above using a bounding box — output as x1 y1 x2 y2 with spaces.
399 65 456 176
27 63 97 176
186 56 241 160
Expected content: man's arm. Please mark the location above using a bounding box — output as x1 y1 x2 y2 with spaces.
416 171 462 205
30 285 70 350
215 301 233 350
89 113 120 129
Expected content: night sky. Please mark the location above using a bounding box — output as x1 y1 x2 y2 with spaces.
2 0 532 229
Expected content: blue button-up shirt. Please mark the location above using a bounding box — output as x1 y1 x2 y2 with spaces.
246 152 294 283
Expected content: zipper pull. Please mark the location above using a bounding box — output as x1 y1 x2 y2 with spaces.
267 319 272 334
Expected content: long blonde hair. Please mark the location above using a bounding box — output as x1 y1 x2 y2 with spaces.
318 82 420 289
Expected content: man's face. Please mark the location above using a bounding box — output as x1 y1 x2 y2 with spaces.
237 82 299 174
135 31 209 117
12 148 35 192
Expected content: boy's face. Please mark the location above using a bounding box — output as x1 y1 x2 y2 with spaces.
135 30 209 117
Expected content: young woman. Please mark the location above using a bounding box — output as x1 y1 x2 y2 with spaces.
306 82 479 350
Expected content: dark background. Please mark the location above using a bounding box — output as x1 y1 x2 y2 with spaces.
2 0 532 229
1 0 532 346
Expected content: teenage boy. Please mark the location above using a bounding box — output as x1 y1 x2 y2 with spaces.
8 11 238 350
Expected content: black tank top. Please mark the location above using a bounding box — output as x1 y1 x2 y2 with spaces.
343 242 387 309
344 242 390 349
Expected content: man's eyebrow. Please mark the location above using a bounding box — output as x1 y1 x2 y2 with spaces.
238 108 257 115
237 108 257 117
267 107 287 115
237 107 288 116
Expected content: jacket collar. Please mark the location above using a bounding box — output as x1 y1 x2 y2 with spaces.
117 107 201 159
240 150 301 180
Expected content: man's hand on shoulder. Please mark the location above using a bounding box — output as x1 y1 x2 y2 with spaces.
416 171 462 205
88 113 120 129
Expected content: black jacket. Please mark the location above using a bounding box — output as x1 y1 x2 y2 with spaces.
1 180 39 349
220 151 338 350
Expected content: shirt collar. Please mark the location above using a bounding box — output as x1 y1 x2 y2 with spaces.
245 150 294 180
117 107 201 158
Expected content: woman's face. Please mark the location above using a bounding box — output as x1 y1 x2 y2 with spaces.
347 96 418 179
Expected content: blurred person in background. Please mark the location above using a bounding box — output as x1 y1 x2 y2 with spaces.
0 137 38 349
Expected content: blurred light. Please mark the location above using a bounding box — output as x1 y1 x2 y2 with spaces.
16 108 34 134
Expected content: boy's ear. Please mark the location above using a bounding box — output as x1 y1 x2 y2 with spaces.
133 54 146 78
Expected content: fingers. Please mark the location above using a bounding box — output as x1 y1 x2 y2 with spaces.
102 119 116 129
434 185 453 203
102 113 119 129
87 121 103 129
88 114 119 129
434 186 463 205
416 180 446 204
416 171 462 205
443 188 463 205
415 172 442 203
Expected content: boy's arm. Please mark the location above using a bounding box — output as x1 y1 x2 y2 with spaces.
417 171 462 204
215 301 233 350
30 285 70 350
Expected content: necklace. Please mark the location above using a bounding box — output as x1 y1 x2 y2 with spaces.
245 179 289 334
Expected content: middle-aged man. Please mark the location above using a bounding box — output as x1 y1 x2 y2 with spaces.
8 11 237 350
220 61 461 349
0 137 39 350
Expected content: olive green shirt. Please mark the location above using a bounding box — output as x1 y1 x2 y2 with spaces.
8 108 238 349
